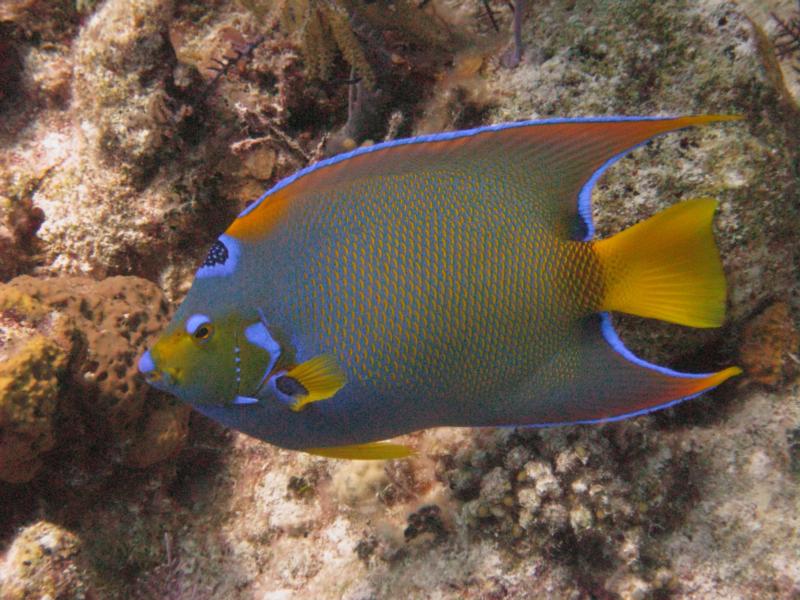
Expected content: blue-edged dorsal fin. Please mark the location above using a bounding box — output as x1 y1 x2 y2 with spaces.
506 314 741 426
228 115 740 242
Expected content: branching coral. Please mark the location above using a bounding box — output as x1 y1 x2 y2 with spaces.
240 0 446 90
236 0 368 86
273 0 375 88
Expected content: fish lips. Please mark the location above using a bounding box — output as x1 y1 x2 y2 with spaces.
138 349 174 391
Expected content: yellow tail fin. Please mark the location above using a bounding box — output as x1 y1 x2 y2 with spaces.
593 199 726 328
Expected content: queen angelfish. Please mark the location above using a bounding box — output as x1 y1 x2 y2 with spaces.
139 115 742 459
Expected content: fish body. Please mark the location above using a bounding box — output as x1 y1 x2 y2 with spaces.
140 116 741 458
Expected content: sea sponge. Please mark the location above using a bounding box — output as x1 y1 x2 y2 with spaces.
0 275 189 472
0 287 77 482
0 309 67 482
739 302 800 387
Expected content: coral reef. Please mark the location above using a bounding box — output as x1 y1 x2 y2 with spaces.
0 0 798 598
0 0 456 284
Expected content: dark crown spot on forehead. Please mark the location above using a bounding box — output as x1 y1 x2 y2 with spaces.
202 240 229 268
196 234 240 279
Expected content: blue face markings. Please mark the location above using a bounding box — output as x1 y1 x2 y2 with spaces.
138 350 155 374
230 329 258 406
245 315 281 355
245 308 283 392
234 341 241 391
227 310 284 407
233 395 259 405
196 234 241 279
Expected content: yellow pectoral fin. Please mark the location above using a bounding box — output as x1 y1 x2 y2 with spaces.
284 354 346 412
304 442 415 460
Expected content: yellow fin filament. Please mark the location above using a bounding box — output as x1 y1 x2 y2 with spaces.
685 366 743 395
593 198 727 328
304 442 414 460
287 354 347 412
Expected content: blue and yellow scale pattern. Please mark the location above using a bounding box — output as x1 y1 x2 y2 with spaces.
285 170 602 410
145 116 742 454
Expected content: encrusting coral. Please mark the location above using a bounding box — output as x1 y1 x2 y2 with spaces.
0 521 99 599
72 0 178 184
440 425 692 596
739 301 800 387
0 176 46 281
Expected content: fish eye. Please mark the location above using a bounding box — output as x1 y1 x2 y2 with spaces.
194 324 213 341
186 314 214 343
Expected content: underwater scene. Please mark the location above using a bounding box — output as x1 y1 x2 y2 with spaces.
1 0 799 598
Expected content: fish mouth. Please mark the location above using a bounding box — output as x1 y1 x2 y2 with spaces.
138 350 177 391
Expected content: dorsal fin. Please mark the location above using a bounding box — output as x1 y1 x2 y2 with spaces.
227 115 740 242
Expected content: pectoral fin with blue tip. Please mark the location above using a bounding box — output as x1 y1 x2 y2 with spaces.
275 354 347 412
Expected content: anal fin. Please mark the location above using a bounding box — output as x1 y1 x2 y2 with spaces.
522 314 741 425
304 442 414 460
